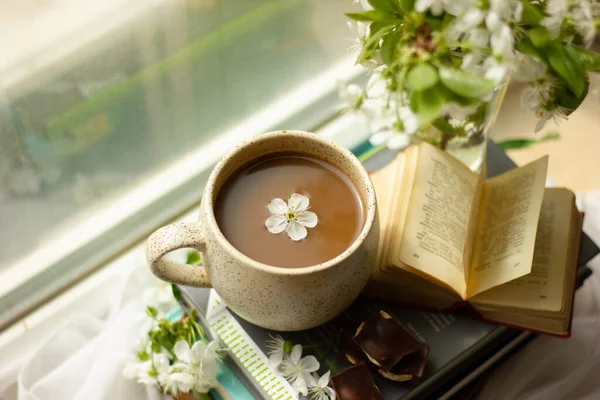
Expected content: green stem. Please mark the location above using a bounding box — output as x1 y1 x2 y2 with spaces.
439 132 450 150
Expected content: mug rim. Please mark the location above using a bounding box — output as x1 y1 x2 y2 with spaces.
202 130 377 276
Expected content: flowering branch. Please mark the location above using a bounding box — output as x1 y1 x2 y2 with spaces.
124 252 223 399
342 0 600 151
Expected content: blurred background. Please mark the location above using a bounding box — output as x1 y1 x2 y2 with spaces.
0 0 598 333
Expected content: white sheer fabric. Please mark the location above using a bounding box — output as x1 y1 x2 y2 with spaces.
0 257 173 400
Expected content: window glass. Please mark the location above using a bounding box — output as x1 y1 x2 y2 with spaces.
0 0 365 324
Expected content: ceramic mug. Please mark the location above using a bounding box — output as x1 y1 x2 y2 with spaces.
146 130 378 331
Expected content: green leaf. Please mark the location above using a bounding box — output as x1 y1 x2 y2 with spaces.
406 64 439 91
370 20 394 36
546 43 585 98
146 306 158 318
573 47 600 72
171 283 182 301
381 30 400 64
554 81 588 110
411 87 444 126
356 24 394 63
432 119 454 134
425 17 443 30
520 0 544 25
399 0 415 11
442 13 454 29
368 0 401 13
497 132 561 151
437 84 480 105
438 67 496 97
516 37 544 61
527 27 550 48
186 251 201 265
346 10 396 21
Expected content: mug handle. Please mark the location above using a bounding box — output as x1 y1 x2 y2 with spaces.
146 222 212 288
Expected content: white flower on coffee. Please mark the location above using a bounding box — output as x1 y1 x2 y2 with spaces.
265 193 318 241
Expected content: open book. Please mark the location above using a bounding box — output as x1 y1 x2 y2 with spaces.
366 142 582 336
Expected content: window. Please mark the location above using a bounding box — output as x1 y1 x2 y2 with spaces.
0 0 369 329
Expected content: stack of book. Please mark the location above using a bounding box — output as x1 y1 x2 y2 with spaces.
180 141 598 399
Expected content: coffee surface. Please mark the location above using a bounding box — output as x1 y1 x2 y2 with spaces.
215 153 365 268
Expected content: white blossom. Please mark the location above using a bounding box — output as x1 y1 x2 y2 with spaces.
123 357 155 386
571 0 596 47
542 0 569 38
511 53 547 82
280 345 319 396
466 28 490 48
534 107 569 132
155 353 194 396
173 340 220 393
337 80 363 110
443 0 474 16
490 23 514 59
453 8 486 33
265 334 291 368
367 105 419 150
483 57 508 85
308 371 336 400
265 193 318 241
353 0 372 11
415 0 445 16
346 20 368 53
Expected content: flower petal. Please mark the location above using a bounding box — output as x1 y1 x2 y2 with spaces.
293 375 309 396
265 215 287 234
286 221 307 241
300 370 317 388
299 355 320 372
297 211 318 228
204 340 219 362
290 344 303 364
288 193 310 213
174 340 192 363
269 351 284 368
535 112 553 133
318 370 331 387
190 340 207 362
267 198 288 215
325 386 337 400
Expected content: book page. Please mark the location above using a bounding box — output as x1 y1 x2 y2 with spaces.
371 159 401 270
469 189 574 311
396 143 479 298
468 156 548 297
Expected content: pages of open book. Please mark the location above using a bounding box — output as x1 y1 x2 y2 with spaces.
470 189 578 312
467 156 549 297
394 143 479 299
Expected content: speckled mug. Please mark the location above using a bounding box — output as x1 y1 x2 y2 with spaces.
146 130 378 331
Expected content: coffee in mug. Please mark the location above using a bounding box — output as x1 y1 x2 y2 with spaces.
215 152 365 268
146 131 378 331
